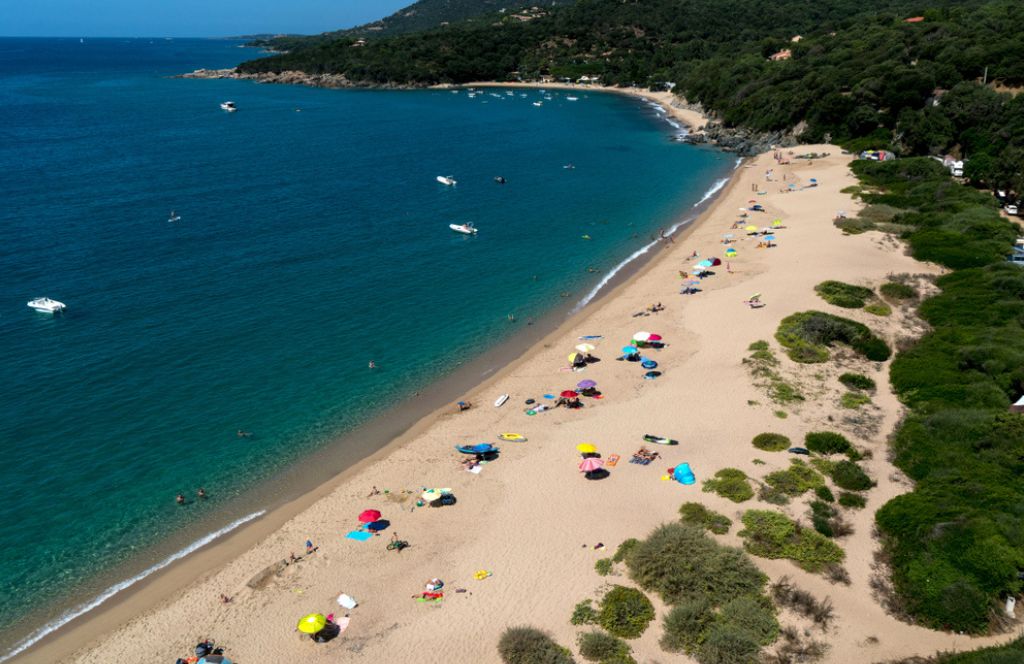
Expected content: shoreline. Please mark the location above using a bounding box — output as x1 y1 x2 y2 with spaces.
8 129 739 662
35 144 1021 663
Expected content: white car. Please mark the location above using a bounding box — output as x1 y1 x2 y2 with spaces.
1007 204 1019 216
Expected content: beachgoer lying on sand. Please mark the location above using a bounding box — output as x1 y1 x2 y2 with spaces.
457 400 472 412
220 593 232 604
367 486 381 497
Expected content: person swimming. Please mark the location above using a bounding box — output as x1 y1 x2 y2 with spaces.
176 494 186 505
197 488 207 500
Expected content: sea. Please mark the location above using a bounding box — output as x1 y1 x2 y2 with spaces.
0 37 735 659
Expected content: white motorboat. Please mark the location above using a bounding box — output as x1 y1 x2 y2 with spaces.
450 223 478 235
566 96 579 101
220 101 237 112
28 297 66 314
436 175 457 186
532 101 543 107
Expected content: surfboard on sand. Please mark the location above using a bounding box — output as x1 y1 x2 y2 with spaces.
494 394 509 407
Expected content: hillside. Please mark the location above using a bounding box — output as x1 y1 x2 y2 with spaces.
238 0 1024 192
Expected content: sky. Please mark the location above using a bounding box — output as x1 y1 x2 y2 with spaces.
1 0 413 37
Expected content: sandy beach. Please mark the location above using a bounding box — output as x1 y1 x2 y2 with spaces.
25 145 1019 663
457 81 709 132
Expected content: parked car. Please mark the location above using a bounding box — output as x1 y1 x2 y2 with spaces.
1006 204 1019 216
788 447 810 455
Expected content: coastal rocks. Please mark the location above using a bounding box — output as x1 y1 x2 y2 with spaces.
177 68 420 90
682 122 797 156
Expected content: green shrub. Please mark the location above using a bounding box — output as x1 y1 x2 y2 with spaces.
577 631 632 663
879 281 917 301
498 626 576 664
809 500 839 538
626 524 766 606
747 340 769 352
763 459 824 496
839 372 876 391
612 538 639 563
598 586 655 639
814 280 874 308
830 460 874 491
571 600 599 626
864 302 892 316
930 636 1024 663
739 510 845 573
718 595 779 646
696 623 762 664
595 558 613 576
660 597 714 653
815 486 835 502
757 484 790 505
841 392 872 408
752 433 790 452
804 431 855 457
776 311 891 363
702 468 754 503
680 502 732 535
838 492 867 509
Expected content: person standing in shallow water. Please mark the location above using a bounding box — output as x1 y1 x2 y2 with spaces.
176 493 185 505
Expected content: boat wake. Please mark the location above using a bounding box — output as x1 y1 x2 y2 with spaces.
0 510 266 663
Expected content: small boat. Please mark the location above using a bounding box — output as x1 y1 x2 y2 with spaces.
168 210 181 223
436 175 457 186
566 96 579 101
220 101 237 112
494 176 506 184
28 297 66 314
532 101 543 107
494 394 509 407
450 222 478 235
643 434 678 446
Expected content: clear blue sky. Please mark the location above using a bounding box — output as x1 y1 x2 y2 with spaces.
2 0 413 37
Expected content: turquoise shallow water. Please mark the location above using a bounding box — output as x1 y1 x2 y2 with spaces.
0 37 734 656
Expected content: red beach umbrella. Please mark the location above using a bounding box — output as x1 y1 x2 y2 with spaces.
579 458 605 472
560 390 579 398
358 509 382 524
648 334 663 341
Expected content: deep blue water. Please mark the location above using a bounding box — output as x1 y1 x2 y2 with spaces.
0 37 733 656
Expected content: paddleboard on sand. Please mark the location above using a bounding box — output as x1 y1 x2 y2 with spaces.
499 433 527 442
494 394 509 407
644 434 678 446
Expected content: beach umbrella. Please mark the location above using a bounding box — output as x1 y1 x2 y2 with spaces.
358 509 382 524
633 331 651 341
422 489 447 502
198 657 232 664
745 225 758 232
697 260 713 268
577 443 597 453
772 219 783 227
297 613 328 634
764 235 776 242
568 352 581 363
749 293 762 301
648 333 662 341
575 343 595 353
810 178 817 183
577 379 597 389
725 248 737 256
622 345 638 354
579 458 605 472
723 233 734 239
560 390 579 398
688 280 701 286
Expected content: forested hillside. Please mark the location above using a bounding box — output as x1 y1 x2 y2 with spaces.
239 0 1024 192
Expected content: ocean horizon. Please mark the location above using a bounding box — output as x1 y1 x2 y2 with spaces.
0 36 736 658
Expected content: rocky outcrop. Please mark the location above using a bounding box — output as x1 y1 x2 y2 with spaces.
176 68 422 90
682 122 798 156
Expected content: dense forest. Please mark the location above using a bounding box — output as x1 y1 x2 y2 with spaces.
239 0 1024 192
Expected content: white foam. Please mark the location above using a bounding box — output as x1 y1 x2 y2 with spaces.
573 213 696 312
692 177 729 208
0 509 266 663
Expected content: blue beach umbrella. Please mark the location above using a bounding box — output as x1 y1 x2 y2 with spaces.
763 235 776 241
622 346 638 354
697 259 713 268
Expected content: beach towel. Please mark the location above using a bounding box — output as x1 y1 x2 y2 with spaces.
346 530 374 542
606 454 620 467
466 465 482 474
335 616 351 634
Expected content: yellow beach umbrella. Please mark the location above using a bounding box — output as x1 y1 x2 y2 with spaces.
576 443 597 453
422 488 448 502
568 352 581 363
744 225 758 232
771 219 783 227
297 613 327 634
